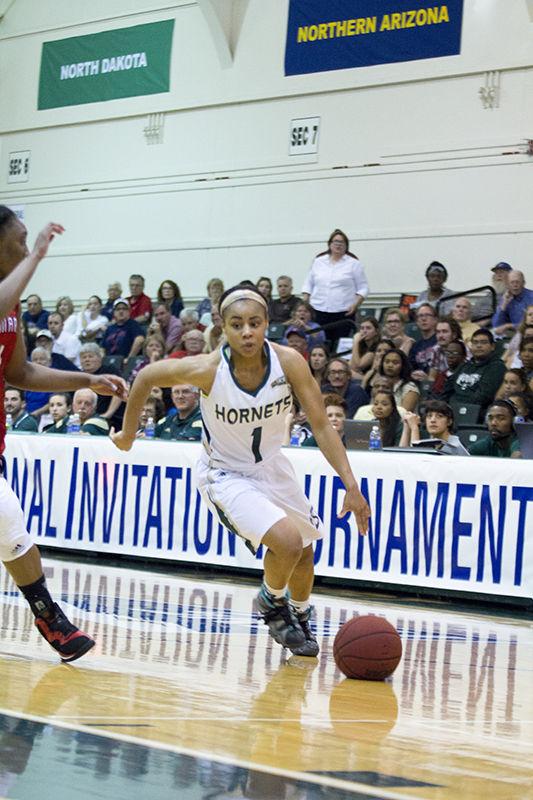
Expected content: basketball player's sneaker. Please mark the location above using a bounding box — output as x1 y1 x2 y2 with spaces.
290 606 319 657
35 603 95 663
256 587 306 649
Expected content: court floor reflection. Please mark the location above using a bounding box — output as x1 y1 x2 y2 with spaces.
0 556 531 799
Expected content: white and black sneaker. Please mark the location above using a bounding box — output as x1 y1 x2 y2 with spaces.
256 587 306 649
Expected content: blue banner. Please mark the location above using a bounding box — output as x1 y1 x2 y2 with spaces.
285 0 464 76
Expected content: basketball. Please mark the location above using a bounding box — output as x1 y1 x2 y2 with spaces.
333 615 402 681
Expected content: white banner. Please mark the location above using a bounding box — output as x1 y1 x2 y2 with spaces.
3 434 533 600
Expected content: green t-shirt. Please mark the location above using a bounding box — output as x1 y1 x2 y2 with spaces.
468 435 520 458
155 407 202 441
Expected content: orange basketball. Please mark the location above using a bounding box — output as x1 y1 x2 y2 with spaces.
333 615 402 681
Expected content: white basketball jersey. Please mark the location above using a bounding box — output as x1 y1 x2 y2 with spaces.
200 342 293 471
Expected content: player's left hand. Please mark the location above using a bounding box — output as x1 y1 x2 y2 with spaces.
89 374 129 399
339 486 370 536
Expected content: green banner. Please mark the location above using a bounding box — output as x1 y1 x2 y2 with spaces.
38 20 175 110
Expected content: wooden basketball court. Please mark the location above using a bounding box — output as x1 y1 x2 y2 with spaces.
0 554 531 799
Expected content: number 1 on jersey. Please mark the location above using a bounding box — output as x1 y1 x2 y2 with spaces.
251 426 263 463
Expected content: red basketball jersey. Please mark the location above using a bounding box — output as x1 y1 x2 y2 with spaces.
0 306 19 456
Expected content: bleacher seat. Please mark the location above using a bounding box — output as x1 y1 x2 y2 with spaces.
457 427 487 449
102 355 124 374
451 402 482 426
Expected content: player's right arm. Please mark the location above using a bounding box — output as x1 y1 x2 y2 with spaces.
0 223 64 321
111 354 216 451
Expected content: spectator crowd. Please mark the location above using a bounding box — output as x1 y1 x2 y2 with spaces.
7 232 533 457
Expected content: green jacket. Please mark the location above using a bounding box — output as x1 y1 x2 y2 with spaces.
12 412 38 433
468 435 520 458
155 407 202 441
81 415 110 436
43 417 69 434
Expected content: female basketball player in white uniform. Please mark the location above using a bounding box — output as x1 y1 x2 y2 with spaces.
113 284 370 656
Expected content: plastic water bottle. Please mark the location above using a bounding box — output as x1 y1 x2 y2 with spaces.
289 424 302 446
5 413 13 432
368 425 382 451
67 413 81 434
144 417 155 439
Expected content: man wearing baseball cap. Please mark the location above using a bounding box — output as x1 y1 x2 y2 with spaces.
101 298 145 360
35 329 80 372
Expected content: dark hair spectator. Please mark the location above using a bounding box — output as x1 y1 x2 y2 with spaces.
371 389 403 447
411 261 454 310
43 393 72 434
301 228 369 346
256 277 273 303
507 391 533 421
283 300 325 351
308 343 330 387
518 335 533 381
468 399 521 458
496 368 529 399
157 280 184 318
409 303 438 379
400 399 469 455
378 348 419 411
362 338 395 392
4 385 38 432
505 304 533 368
350 317 380 376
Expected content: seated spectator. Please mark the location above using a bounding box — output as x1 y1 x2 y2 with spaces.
505 305 533 367
71 296 108 344
283 301 326 350
308 344 330 387
170 329 206 358
491 261 511 302
321 357 368 417
4 387 38 432
269 275 300 325
148 304 183 353
518 335 533 385
180 308 202 338
493 270 533 335
25 347 52 420
283 397 314 445
22 294 49 345
203 305 224 353
157 279 184 318
128 274 153 326
137 395 166 437
155 384 202 441
354 376 407 420
256 277 273 304
361 338 395 392
411 261 454 310
378 349 419 412
432 340 468 399
55 296 77 334
285 326 308 358
507 391 533 422
441 328 506 420
451 297 480 346
381 309 415 355
300 393 347 448
72 388 110 436
196 278 224 322
408 303 438 379
496 368 530 400
102 298 145 361
43 393 71 434
78 342 124 427
427 316 463 392
34 329 80 372
468 399 521 458
400 401 469 455
47 312 81 365
349 318 380 377
128 335 166 383
102 281 122 320
371 389 403 446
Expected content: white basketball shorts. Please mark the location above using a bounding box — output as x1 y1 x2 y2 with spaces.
196 452 325 552
0 476 33 562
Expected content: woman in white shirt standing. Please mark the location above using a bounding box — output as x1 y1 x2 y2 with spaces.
301 229 369 346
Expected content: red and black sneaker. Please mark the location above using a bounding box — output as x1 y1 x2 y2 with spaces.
35 603 95 663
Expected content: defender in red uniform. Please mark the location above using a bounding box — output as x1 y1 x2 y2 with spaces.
0 206 127 662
